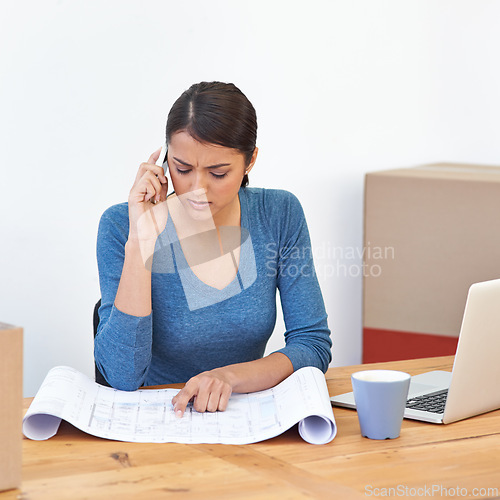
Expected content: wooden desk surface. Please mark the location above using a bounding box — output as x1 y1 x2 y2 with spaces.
3 356 500 499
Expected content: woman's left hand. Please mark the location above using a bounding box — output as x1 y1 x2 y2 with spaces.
171 369 233 418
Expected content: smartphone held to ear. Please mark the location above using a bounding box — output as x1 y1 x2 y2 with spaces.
158 143 169 175
150 143 169 205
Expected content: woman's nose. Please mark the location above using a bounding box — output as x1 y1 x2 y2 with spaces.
192 173 208 192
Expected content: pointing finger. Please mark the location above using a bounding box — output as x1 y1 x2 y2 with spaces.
148 147 162 165
172 384 197 418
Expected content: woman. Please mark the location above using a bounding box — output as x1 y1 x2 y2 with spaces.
95 81 331 417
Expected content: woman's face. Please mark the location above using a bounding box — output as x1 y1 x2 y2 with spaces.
167 131 257 225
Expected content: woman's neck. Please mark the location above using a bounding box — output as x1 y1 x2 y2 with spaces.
212 195 241 228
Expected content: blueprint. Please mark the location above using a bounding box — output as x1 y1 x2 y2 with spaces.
23 365 337 445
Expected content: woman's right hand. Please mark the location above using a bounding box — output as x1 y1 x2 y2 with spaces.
128 148 169 245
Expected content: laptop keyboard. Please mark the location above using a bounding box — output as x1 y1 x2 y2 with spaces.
406 389 448 414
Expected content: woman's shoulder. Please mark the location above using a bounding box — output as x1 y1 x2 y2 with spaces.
243 187 305 224
97 202 129 239
243 187 302 212
242 188 307 243
100 202 129 223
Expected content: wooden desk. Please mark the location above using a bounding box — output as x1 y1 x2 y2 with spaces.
3 356 500 499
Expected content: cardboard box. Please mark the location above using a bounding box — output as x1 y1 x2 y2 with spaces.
0 323 23 491
363 163 500 362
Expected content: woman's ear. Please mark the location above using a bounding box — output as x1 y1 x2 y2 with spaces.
245 147 259 175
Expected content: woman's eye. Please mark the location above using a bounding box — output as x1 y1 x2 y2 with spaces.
175 168 227 179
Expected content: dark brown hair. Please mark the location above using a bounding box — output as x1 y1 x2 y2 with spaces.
166 82 257 187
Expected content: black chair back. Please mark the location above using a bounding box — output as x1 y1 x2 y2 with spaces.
93 299 111 387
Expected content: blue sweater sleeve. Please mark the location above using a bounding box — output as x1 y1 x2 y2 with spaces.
268 192 332 372
94 203 153 390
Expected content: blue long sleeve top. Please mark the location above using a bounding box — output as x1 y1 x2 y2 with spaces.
95 187 332 390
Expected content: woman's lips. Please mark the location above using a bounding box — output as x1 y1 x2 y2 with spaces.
188 199 211 210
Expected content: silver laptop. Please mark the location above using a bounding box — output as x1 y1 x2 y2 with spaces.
331 278 500 424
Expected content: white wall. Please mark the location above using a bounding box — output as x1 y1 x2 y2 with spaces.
1 0 499 396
